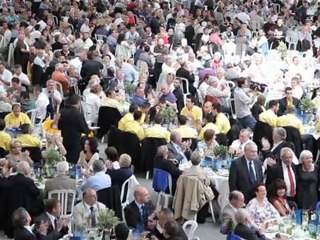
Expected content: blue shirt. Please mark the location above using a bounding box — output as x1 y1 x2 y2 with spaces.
131 95 148 107
81 171 112 192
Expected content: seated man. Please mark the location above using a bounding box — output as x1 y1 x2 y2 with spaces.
7 77 27 102
4 103 31 128
124 186 154 229
180 95 203 130
181 151 214 223
0 118 11 151
16 124 41 148
228 128 253 157
107 153 133 188
258 100 279 128
35 198 69 240
81 160 111 192
44 161 76 209
172 115 198 139
73 188 107 230
122 110 145 141
198 113 219 140
234 209 267 240
212 102 231 135
220 191 245 235
118 103 138 131
167 131 191 164
101 89 123 113
148 208 187 240
144 114 170 142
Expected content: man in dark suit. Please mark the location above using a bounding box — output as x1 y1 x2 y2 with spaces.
265 147 297 205
234 209 267 240
172 78 184 113
261 127 295 162
229 142 263 203
3 162 44 238
35 198 69 240
154 145 182 194
167 131 191 164
107 153 133 188
12 207 48 240
124 186 154 229
278 87 300 116
58 94 89 164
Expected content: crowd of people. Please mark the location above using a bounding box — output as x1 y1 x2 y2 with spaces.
0 0 319 239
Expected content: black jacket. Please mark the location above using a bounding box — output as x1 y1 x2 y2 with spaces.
35 212 68 240
229 157 264 203
58 105 89 148
124 200 154 229
278 97 300 116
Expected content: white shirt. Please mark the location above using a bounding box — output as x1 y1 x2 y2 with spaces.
282 161 296 197
85 92 101 123
198 81 209 104
0 68 13 88
230 139 253 150
24 226 34 235
171 141 188 164
83 38 94 50
46 212 56 230
35 92 49 120
43 89 62 104
12 72 30 86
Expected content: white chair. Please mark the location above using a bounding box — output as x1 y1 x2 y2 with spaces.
7 43 14 66
48 189 76 217
227 80 235 89
68 24 74 33
176 77 190 105
25 109 40 126
95 34 107 42
229 98 236 119
120 175 139 221
54 49 62 54
182 220 198 240
53 16 59 26
288 31 299 50
53 81 64 99
81 101 94 125
273 3 281 14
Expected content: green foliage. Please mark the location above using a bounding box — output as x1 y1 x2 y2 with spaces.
159 106 177 123
45 149 63 166
213 145 228 159
277 41 287 54
300 97 315 112
97 209 119 230
125 82 137 96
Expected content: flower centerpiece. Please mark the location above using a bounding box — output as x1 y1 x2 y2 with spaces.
43 149 64 177
212 145 228 171
300 97 316 124
125 82 137 97
277 41 287 59
159 105 177 128
97 209 119 239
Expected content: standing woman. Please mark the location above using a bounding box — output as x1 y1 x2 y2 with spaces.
296 150 319 210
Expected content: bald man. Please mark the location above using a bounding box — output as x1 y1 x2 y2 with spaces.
124 186 154 229
72 188 107 230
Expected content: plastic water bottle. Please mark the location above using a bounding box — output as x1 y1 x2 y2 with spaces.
308 211 317 239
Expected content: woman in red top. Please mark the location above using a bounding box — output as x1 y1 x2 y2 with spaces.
269 179 292 216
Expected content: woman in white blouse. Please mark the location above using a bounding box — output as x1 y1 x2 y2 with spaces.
77 137 100 170
246 183 280 227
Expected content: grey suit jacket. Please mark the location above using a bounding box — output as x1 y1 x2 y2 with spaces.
44 175 77 197
167 142 184 163
220 203 237 234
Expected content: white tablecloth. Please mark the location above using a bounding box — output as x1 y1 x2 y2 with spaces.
304 125 320 140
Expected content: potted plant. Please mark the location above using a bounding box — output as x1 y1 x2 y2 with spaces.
212 145 228 171
277 41 287 59
300 97 315 124
97 209 119 240
159 105 177 128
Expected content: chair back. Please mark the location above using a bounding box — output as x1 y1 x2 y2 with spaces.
22 147 42 163
97 107 122 138
25 109 38 126
227 234 242 240
182 220 198 240
141 137 167 173
97 186 122 219
48 189 76 216
0 147 8 158
120 175 139 221
121 131 142 169
81 101 94 125
283 126 302 156
253 121 273 151
152 168 172 194
0 111 10 120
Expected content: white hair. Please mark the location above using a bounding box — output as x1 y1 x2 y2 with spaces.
56 161 69 174
299 150 313 164
235 208 250 224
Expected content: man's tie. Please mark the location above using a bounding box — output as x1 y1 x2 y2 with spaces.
249 161 256 186
90 206 97 227
54 218 58 230
287 165 296 197
141 205 146 222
